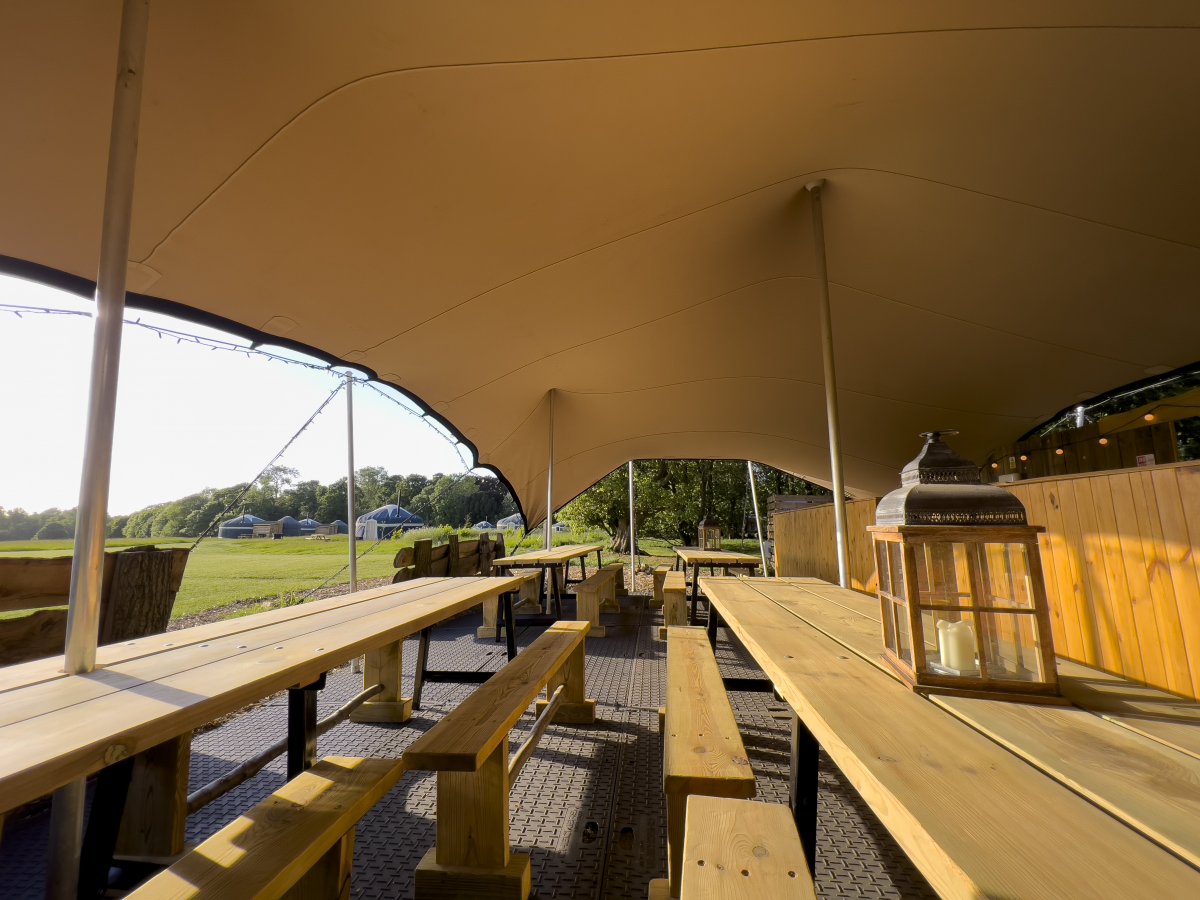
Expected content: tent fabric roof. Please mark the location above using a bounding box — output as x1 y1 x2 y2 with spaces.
3 4 1199 525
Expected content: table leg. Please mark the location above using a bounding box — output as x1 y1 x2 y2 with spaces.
413 626 432 710
288 673 324 780
579 554 587 582
552 566 563 618
503 591 517 661
114 734 190 859
595 549 603 570
706 604 721 649
351 640 412 724
688 563 701 625
791 713 819 875
78 756 134 898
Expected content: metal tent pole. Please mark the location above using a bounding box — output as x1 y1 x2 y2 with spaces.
628 460 636 589
346 373 361 674
806 180 851 589
543 390 556 610
48 1 149 896
545 389 555 551
747 461 768 576
346 373 357 590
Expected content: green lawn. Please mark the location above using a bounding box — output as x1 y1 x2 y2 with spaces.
0 527 763 621
0 525 619 620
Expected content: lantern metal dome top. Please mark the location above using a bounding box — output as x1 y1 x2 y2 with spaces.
875 431 1027 527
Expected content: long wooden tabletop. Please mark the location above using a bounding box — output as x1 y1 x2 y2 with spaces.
0 575 519 814
674 547 760 567
492 543 603 567
700 576 1200 898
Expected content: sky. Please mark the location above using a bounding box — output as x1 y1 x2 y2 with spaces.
0 273 479 515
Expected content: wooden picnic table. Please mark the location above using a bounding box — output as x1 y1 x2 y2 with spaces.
672 547 760 625
700 576 1200 898
492 543 604 614
0 575 520 868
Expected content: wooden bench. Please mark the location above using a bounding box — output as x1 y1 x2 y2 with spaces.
666 796 814 899
600 562 626 605
128 756 406 899
574 566 622 636
651 565 671 609
404 620 597 899
652 626 755 898
658 571 688 639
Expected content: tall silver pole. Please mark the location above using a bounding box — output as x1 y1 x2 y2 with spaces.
346 373 357 590
49 1 149 896
806 180 851 589
545 389 555 551
627 460 636 588
346 373 361 673
747 461 768 577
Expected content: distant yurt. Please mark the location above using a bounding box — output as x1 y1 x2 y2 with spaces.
497 513 524 529
355 504 421 538
276 515 302 537
472 520 495 530
329 519 349 535
217 514 267 539
297 518 322 535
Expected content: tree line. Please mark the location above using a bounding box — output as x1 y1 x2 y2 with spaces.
559 460 828 548
0 465 519 541
2 460 825 543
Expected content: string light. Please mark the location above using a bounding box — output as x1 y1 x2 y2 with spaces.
1055 448 1065 456
1098 437 1109 446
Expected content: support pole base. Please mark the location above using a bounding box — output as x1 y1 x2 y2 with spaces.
414 849 531 900
535 697 597 725
647 877 672 899
349 698 412 724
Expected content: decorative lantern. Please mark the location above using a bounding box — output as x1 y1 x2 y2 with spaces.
698 516 723 551
867 432 1062 702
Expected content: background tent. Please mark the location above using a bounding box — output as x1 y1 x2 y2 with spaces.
216 514 266 539
355 504 420 539
297 518 323 535
2 5 1198 525
274 516 301 537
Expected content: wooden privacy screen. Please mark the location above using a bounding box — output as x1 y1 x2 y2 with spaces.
771 461 1200 701
1006 461 1200 702
773 498 878 593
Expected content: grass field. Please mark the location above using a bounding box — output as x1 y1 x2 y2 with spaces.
0 525 629 619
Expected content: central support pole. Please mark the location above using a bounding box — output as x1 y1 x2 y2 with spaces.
346 373 357 590
806 180 850 589
747 461 768 576
628 460 637 589
49 1 149 897
346 372 361 674
545 389 556 551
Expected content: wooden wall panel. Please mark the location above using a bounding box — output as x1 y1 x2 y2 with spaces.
773 462 1200 701
773 498 878 593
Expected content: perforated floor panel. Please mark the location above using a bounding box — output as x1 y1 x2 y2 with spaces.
0 598 935 899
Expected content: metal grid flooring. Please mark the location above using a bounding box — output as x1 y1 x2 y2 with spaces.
0 599 935 899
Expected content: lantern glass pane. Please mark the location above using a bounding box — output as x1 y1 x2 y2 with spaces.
977 542 1036 609
888 543 907 603
921 609 980 676
876 542 891 596
914 542 971 607
895 601 913 665
978 612 1043 682
882 596 898 653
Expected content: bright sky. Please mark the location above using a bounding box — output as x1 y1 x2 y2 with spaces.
0 273 478 515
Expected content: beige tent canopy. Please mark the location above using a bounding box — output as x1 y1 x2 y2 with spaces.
3 3 1199 526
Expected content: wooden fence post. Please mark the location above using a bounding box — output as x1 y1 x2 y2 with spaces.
414 539 433 578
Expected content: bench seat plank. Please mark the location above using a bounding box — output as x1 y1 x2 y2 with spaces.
129 756 406 898
701 578 1200 898
680 796 815 899
664 627 755 796
405 621 590 772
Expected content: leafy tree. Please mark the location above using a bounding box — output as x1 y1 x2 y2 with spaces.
35 521 71 540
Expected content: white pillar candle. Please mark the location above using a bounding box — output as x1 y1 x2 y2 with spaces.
945 621 977 671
